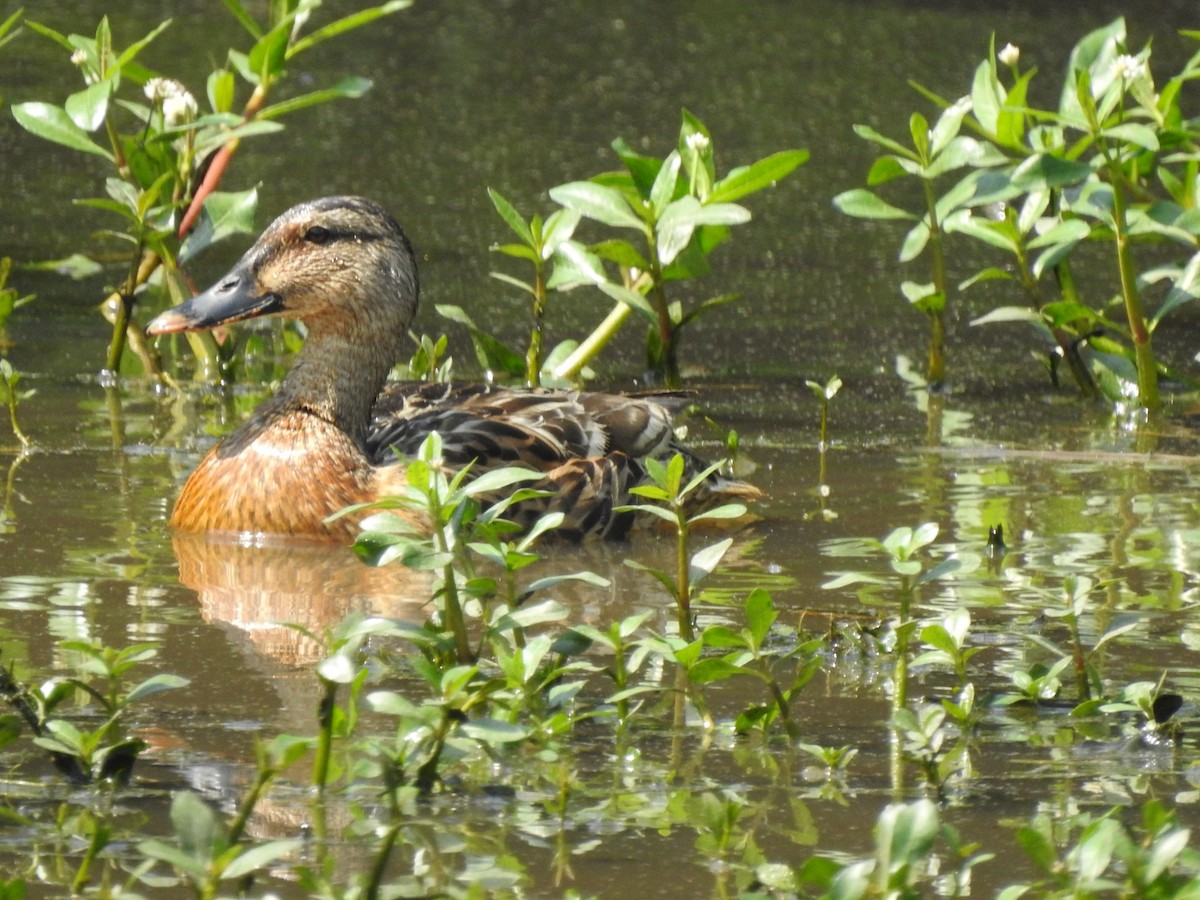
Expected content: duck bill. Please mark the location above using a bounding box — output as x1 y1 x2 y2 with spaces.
145 263 284 335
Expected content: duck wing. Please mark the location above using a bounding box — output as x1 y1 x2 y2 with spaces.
366 383 758 538
368 383 678 470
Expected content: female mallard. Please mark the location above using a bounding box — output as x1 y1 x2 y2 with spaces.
147 196 760 542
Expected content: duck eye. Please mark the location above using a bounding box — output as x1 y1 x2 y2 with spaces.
304 225 331 245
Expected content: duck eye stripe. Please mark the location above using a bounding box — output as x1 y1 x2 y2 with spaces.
302 226 381 245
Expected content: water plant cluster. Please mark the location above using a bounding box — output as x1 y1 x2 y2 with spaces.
837 20 1200 410
0 453 1195 896
4 4 1200 899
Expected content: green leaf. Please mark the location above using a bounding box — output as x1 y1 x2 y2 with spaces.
257 76 374 120
287 1 413 58
851 123 919 160
649 150 681 219
12 102 115 160
463 466 543 497
247 19 289 81
833 188 915 221
971 58 1004 135
1026 217 1090 250
1012 154 1092 190
220 0 263 39
970 306 1044 327
899 220 930 261
959 266 1014 291
1059 18 1127 119
138 839 209 880
657 196 749 265
171 791 222 861
113 18 172 71
1153 250 1200 325
598 281 657 323
924 136 1007 178
179 187 259 263
548 239 610 289
744 588 776 648
541 207 580 258
689 537 733 584
688 502 747 524
64 81 112 132
125 673 189 704
1101 122 1159 151
221 839 303 880
488 187 533 246
706 149 809 204
460 718 531 744
867 155 907 186
550 181 645 230
928 98 970 157
689 657 752 684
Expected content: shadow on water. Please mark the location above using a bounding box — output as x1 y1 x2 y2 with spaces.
4 0 1200 895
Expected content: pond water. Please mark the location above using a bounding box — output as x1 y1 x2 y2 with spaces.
4 0 1200 896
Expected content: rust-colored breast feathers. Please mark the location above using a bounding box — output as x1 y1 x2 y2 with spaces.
170 411 379 540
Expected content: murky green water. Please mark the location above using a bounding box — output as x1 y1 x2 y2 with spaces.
4 0 1200 896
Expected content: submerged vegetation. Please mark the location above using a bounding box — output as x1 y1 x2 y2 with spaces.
5 4 1200 899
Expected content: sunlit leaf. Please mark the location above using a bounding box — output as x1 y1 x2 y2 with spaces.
488 187 533 246
706 149 809 204
179 187 259 263
550 181 645 230
221 840 303 880
287 1 413 58
12 102 115 160
257 76 374 120
833 188 915 221
64 80 112 132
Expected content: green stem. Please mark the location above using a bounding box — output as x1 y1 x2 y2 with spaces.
72 818 109 894
227 763 274 846
525 265 546 387
646 232 681 387
312 676 337 793
363 824 402 900
769 678 798 740
5 393 28 449
1109 176 1159 409
922 180 948 387
676 508 693 642
550 301 631 381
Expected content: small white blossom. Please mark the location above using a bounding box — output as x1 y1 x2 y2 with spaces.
144 78 197 125
1112 54 1147 82
70 48 88 67
163 91 198 125
685 132 710 153
144 77 170 102
998 43 1020 67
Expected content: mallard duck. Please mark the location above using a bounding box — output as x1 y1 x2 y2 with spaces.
147 196 760 542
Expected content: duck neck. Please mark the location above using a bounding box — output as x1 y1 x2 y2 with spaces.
273 316 401 446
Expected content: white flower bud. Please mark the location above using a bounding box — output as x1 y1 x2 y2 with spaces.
163 91 198 126
1112 54 1147 82
998 43 1019 67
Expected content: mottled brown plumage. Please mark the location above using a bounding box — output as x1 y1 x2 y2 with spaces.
147 196 760 542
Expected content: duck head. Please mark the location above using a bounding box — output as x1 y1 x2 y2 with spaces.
147 196 420 341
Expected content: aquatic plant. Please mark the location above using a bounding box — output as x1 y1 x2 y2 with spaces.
11 1 410 375
806 373 841 520
836 20 1200 411
0 361 32 450
482 111 807 387
0 638 187 785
